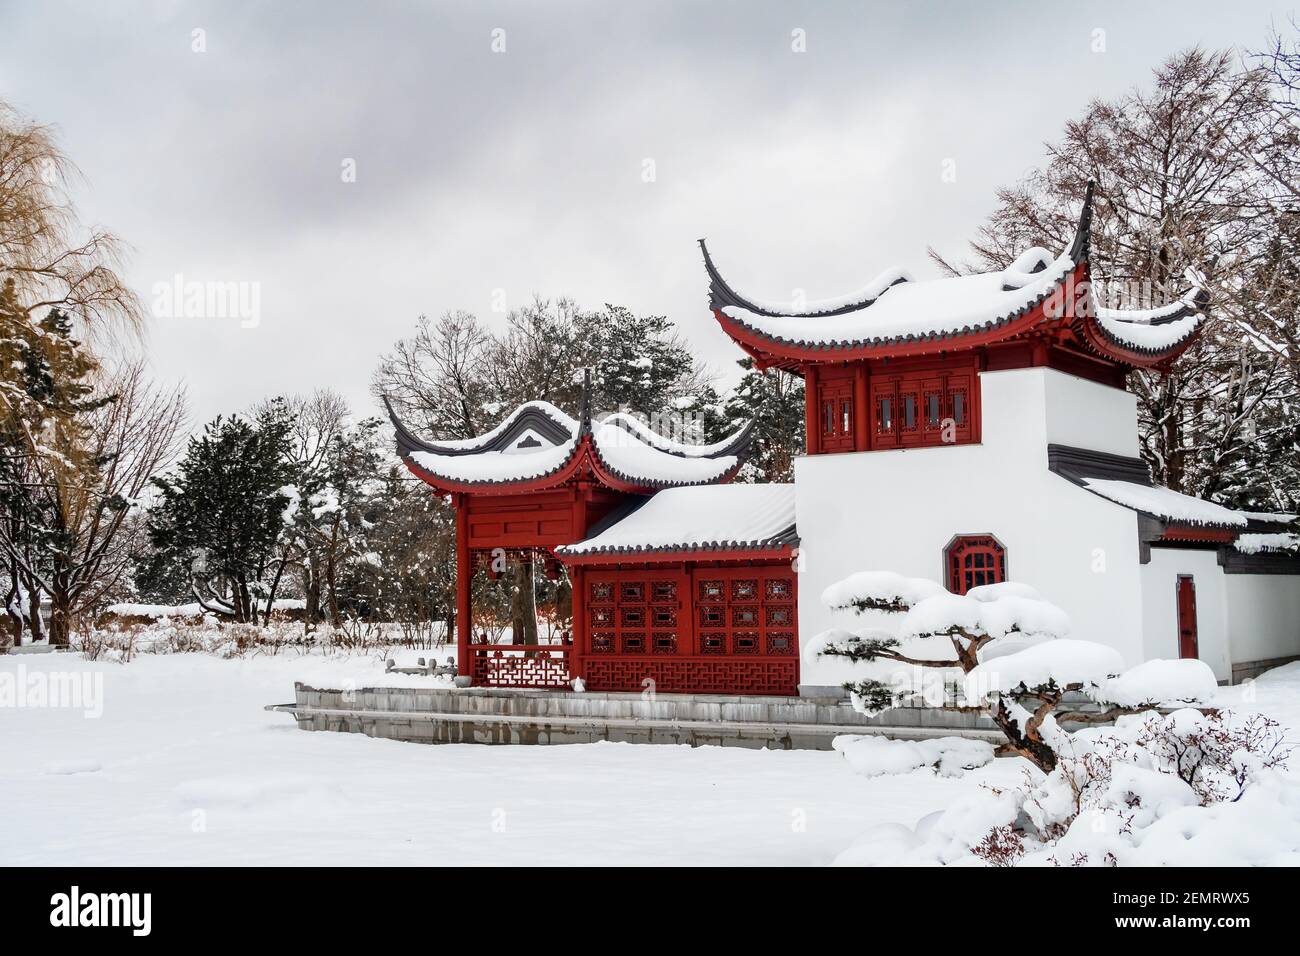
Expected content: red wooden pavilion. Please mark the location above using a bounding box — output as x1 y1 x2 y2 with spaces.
387 379 802 695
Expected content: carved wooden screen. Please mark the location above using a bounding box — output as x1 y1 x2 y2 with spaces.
581 563 798 695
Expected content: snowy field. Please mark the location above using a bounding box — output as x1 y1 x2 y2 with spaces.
2 650 1298 866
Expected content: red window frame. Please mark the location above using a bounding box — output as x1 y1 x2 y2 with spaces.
871 367 976 450
944 534 1007 594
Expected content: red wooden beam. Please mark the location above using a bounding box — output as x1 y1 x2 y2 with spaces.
556 544 796 567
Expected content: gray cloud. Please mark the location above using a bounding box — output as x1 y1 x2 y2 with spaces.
0 0 1288 425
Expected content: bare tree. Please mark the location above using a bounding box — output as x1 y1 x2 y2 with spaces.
0 99 142 349
950 45 1299 507
0 365 186 644
372 311 491 438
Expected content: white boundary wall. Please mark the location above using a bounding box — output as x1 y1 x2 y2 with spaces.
795 367 1145 690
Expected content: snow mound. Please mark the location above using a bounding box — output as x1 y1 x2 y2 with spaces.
1092 658 1218 707
821 571 944 612
836 707 1300 867
965 640 1124 699
899 594 983 637
899 592 1069 641
832 734 995 778
965 581 1042 602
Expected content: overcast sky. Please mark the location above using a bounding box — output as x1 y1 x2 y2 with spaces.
0 0 1293 428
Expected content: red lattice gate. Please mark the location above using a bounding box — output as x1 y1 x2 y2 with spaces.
580 564 798 695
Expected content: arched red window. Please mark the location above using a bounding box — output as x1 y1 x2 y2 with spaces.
945 534 1007 594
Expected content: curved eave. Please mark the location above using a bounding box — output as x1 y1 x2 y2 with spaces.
710 261 1088 363
384 395 445 457
700 238 905 318
1072 306 1202 368
400 441 591 496
586 434 748 493
402 433 745 497
702 181 1098 365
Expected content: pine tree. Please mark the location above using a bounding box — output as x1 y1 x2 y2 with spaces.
721 359 805 482
146 403 296 623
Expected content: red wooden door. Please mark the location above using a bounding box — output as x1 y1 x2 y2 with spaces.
1176 575 1199 659
818 374 856 453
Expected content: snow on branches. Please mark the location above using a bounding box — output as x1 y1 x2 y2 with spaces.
812 569 1218 771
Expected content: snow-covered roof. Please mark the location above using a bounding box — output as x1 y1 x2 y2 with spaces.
1082 478 1248 528
386 385 754 493
1088 296 1204 357
702 182 1205 366
711 247 1077 349
556 484 797 558
1234 533 1300 555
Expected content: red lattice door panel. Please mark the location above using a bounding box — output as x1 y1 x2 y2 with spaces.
695 567 797 663
580 564 798 695
585 568 684 659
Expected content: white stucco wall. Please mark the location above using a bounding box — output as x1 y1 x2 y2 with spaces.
1223 573 1300 668
795 366 1147 690
1139 549 1230 682
1042 366 1140 457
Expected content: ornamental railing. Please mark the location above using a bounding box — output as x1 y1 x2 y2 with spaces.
468 644 574 689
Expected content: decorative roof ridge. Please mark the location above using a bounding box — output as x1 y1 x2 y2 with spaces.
384 396 576 457
597 413 757 462
586 426 746 490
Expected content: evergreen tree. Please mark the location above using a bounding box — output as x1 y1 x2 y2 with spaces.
721 359 805 482
146 403 296 623
0 292 112 644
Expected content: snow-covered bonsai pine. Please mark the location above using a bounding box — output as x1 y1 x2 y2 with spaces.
810 572 1217 772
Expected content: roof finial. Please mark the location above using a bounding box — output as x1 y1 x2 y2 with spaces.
1067 180 1095 264
577 367 593 436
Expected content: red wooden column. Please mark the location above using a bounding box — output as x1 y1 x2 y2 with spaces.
454 493 472 678
568 482 592 683
803 364 820 455
570 565 585 681
853 363 869 452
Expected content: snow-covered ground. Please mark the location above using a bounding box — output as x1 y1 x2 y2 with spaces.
2 651 1297 866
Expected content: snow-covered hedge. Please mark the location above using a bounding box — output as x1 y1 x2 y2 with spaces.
834 709 1295 867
